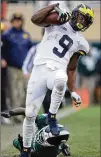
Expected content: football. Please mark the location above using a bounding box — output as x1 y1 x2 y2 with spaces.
44 11 61 25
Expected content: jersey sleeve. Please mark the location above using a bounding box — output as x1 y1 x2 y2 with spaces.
78 38 90 56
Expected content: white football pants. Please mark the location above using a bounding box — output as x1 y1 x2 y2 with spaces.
23 64 67 147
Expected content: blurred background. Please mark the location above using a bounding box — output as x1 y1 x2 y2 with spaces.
1 0 101 125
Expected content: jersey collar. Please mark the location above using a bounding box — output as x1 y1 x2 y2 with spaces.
68 22 77 34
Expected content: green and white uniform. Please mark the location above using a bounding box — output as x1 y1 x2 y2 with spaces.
13 114 70 157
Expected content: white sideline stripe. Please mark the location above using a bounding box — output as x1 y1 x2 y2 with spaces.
57 107 77 120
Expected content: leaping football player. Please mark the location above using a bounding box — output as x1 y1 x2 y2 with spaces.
20 3 94 157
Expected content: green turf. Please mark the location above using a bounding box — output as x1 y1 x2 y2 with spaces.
59 106 100 157
1 106 100 157
1 146 19 157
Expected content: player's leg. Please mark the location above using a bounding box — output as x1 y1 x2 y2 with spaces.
20 66 47 157
47 69 67 135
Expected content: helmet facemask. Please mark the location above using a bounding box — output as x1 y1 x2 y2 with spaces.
70 4 94 32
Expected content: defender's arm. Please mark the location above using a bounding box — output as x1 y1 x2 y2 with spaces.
1 107 25 118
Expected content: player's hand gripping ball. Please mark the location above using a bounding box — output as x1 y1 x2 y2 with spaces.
44 3 71 25
54 4 71 23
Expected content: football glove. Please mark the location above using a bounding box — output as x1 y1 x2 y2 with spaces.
1 112 11 118
60 141 71 156
71 92 82 107
54 5 71 23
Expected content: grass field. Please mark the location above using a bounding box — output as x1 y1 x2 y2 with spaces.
59 106 100 157
1 106 100 157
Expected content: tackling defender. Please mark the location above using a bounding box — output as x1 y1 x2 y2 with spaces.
1 108 70 157
20 3 94 157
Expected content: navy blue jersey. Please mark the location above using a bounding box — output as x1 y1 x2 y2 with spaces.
1 27 34 69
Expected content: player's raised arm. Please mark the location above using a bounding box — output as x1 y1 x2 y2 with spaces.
31 3 58 26
31 3 71 27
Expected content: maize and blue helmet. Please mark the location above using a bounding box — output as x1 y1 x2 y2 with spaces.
70 3 94 32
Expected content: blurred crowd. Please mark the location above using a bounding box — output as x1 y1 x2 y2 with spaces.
1 13 37 124
1 1 101 125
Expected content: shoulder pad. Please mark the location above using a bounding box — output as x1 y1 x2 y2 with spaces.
78 36 90 56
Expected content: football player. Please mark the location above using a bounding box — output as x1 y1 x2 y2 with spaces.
1 108 70 157
20 3 94 157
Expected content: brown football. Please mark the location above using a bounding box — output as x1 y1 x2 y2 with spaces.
44 11 61 25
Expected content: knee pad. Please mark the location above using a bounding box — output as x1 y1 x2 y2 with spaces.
25 106 37 118
55 69 68 91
